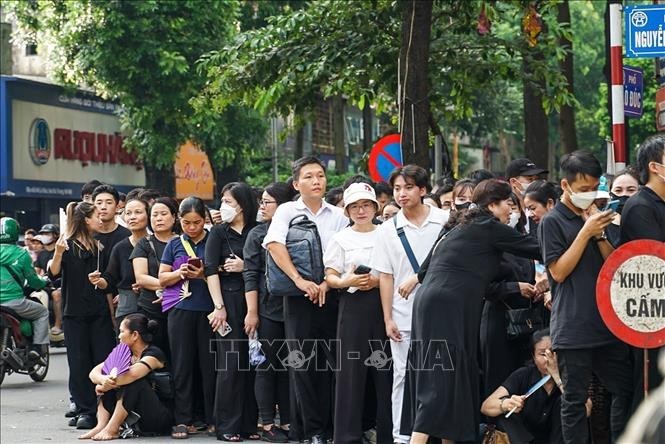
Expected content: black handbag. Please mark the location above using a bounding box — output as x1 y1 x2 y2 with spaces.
148 370 174 401
503 300 544 340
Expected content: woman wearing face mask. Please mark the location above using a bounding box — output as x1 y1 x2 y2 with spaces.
159 197 215 439
605 170 641 246
243 182 295 442
480 192 547 405
400 179 542 444
131 197 179 362
451 179 475 212
204 182 259 442
89 198 150 328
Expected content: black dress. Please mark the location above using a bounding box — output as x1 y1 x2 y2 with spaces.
401 215 541 442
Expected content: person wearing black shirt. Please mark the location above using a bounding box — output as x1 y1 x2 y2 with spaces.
243 183 293 443
538 151 633 443
205 182 259 442
82 313 173 440
35 224 64 336
49 202 116 430
131 197 179 363
620 134 665 405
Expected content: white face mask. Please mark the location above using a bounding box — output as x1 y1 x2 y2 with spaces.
219 203 237 223
568 188 597 210
41 234 56 245
440 208 450 223
507 212 520 228
255 210 264 223
518 181 531 196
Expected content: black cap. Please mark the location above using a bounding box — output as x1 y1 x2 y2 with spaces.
505 158 548 179
39 224 60 235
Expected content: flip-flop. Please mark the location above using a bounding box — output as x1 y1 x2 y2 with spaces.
171 424 189 439
219 433 243 442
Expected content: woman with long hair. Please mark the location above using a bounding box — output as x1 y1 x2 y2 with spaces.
205 182 259 442
243 182 295 442
401 179 542 444
48 201 116 430
158 197 215 439
130 197 179 362
89 198 150 327
80 313 173 440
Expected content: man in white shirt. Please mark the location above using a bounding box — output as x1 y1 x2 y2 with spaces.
371 165 448 444
263 156 348 444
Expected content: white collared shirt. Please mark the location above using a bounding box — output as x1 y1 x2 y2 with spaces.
371 205 448 331
262 197 349 252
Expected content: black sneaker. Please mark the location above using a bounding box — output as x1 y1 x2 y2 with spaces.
262 427 288 443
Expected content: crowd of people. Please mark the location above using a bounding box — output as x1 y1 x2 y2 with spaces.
0 133 663 443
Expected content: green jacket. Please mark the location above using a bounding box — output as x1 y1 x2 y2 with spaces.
0 244 46 304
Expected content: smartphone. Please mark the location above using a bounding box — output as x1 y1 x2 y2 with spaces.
354 265 372 275
207 312 233 337
602 199 620 212
187 258 202 268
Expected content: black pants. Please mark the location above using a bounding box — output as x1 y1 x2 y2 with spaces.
334 289 393 444
283 292 338 438
168 309 215 426
213 288 258 435
255 316 290 426
557 342 634 444
100 378 173 434
63 314 116 416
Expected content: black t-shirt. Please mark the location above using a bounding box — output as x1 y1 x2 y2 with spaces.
502 365 561 443
620 187 665 244
538 202 616 349
102 237 136 290
204 223 254 293
140 344 167 368
129 235 169 318
34 249 54 272
95 225 131 294
243 223 283 322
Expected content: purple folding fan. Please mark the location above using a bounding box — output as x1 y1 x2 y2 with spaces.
161 256 191 313
102 343 132 378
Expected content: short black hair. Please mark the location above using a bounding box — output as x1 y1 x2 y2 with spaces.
81 180 103 199
636 134 665 184
524 180 560 207
343 174 374 190
264 182 296 205
138 188 162 203
92 184 120 203
389 164 430 189
125 187 144 202
467 169 495 184
559 150 602 183
374 181 392 197
118 192 126 203
325 187 344 206
292 156 326 180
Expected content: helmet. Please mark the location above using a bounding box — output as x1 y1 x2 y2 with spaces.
39 223 60 235
0 217 20 244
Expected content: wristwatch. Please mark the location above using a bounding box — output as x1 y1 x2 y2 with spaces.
215 303 225 310
593 230 607 242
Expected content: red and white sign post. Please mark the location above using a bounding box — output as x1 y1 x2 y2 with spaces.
597 240 665 396
609 3 626 172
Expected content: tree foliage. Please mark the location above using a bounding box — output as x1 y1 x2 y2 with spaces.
7 0 266 170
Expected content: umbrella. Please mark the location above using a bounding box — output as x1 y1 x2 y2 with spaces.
161 256 192 313
102 343 132 378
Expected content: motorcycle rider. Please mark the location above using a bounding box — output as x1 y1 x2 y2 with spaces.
0 217 49 364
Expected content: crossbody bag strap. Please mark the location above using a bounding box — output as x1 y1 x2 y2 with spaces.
2 264 25 288
180 235 197 258
393 218 419 273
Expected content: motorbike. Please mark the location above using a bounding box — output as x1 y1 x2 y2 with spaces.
0 303 49 386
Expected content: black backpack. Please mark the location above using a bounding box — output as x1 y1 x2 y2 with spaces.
266 215 324 297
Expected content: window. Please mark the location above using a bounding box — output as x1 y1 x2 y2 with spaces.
25 44 37 56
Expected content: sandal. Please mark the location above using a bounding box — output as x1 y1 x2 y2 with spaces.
219 433 243 442
171 424 189 439
207 425 216 437
242 432 261 440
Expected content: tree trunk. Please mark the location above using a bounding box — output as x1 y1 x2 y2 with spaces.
399 0 433 169
522 62 549 169
295 126 304 159
332 96 346 173
144 163 175 197
557 0 578 154
362 101 373 152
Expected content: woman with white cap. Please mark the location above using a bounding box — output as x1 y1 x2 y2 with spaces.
323 182 393 444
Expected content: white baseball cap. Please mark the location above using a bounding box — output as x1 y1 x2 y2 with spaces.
343 182 378 211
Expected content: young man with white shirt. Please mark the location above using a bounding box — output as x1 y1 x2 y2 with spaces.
370 165 448 444
263 156 348 444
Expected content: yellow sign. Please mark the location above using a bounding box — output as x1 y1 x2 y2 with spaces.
174 141 214 200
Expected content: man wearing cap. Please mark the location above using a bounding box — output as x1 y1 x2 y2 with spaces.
34 224 64 337
506 158 548 233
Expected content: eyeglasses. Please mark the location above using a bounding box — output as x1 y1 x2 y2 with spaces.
259 200 277 206
347 202 375 212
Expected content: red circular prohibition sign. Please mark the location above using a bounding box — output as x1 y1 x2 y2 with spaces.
596 239 665 349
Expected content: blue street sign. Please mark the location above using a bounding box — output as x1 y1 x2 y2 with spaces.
625 5 665 58
623 65 643 118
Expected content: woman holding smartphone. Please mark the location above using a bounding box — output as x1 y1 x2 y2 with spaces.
158 197 215 439
323 183 393 444
205 182 259 442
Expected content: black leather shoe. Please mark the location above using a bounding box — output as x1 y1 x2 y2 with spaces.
65 406 79 418
76 414 97 430
68 416 78 427
310 435 325 444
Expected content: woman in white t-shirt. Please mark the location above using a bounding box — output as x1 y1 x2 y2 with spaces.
323 182 392 444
